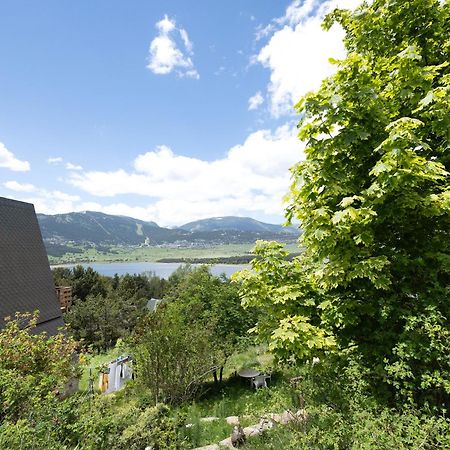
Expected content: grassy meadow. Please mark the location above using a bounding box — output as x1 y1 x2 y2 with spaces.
47 243 300 265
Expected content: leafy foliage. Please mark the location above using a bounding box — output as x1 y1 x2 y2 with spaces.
64 292 147 352
116 403 179 450
235 241 335 362
132 306 216 405
131 266 255 404
165 265 256 378
53 265 108 301
237 0 450 406
54 266 167 351
115 272 167 300
246 358 450 450
0 312 78 423
0 312 180 449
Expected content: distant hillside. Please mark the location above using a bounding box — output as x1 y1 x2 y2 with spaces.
37 211 300 256
37 211 183 246
179 216 297 234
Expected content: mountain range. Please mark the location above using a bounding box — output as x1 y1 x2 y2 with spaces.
37 211 299 255
179 216 290 234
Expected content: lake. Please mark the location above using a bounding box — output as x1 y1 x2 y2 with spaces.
51 261 249 279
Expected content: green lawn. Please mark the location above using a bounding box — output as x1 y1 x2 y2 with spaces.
78 345 294 448
77 345 450 449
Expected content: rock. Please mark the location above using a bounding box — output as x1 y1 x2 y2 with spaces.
197 409 308 450
267 412 282 423
194 445 220 450
218 437 234 448
225 415 240 426
295 408 308 422
242 425 261 438
279 411 294 424
257 417 274 432
230 424 246 447
268 410 303 425
201 416 220 422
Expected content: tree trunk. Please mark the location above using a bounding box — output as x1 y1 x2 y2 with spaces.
213 369 218 384
219 366 224 383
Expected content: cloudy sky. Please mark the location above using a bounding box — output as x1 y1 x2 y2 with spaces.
0 0 359 226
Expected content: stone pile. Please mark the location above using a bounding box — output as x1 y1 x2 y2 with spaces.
193 409 307 449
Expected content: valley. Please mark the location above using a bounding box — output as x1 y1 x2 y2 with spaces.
38 211 300 264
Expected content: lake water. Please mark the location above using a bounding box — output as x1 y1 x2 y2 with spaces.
51 261 249 279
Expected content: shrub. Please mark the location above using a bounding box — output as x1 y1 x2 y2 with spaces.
0 312 78 423
132 306 217 405
117 404 179 450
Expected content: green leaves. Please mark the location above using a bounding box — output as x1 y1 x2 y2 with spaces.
398 45 422 61
0 313 78 423
239 0 450 406
269 315 336 360
234 241 337 363
417 90 434 109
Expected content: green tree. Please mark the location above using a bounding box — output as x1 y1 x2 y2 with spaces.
115 272 167 300
132 305 216 405
65 292 146 351
236 241 336 362
52 266 73 287
165 265 255 382
52 265 109 301
71 266 109 301
237 0 449 405
116 403 179 450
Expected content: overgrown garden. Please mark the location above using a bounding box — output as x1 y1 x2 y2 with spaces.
1 0 449 448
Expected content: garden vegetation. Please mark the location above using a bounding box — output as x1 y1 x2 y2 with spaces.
0 0 449 448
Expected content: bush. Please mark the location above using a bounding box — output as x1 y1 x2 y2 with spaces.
117 404 179 450
245 405 450 450
0 312 78 423
65 292 147 352
244 358 450 449
132 306 217 405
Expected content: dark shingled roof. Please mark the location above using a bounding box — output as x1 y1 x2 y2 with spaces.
0 196 65 334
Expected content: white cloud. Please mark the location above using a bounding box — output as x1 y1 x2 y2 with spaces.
157 15 176 34
147 15 199 79
0 143 30 172
47 156 63 165
3 186 81 216
47 157 82 171
65 162 83 171
279 0 318 26
256 0 362 116
179 28 193 53
248 91 264 110
3 180 37 193
255 24 274 41
2 125 303 225
67 124 303 226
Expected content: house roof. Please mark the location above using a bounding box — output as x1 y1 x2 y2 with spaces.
0 196 64 334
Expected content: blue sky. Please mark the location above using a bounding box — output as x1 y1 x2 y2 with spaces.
0 0 359 226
